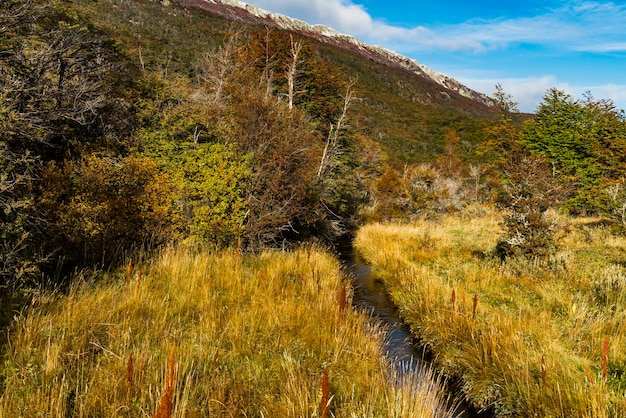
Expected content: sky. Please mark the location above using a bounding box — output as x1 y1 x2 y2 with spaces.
241 0 626 113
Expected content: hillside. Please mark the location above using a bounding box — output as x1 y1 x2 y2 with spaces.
84 0 501 163
1 0 507 287
176 0 496 106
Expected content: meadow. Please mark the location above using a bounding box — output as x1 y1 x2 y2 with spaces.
0 246 454 417
354 206 626 417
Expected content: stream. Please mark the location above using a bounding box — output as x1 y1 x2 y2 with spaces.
340 245 489 418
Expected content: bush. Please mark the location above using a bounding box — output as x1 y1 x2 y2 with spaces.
41 155 173 267
496 156 570 258
172 143 250 247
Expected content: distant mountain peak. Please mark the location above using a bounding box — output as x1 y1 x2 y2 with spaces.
175 0 496 108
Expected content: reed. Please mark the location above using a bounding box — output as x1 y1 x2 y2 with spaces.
338 284 347 317
125 258 133 295
451 288 456 312
153 349 176 418
471 294 478 320
126 353 134 411
602 336 609 382
320 367 330 418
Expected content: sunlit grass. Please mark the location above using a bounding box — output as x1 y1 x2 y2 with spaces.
355 206 626 417
0 246 454 417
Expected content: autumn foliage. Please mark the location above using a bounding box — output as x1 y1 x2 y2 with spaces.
0 0 361 286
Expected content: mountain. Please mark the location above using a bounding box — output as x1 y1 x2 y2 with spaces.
64 0 502 163
176 0 496 108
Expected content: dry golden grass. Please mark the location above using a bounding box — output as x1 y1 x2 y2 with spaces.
355 206 626 417
0 246 454 417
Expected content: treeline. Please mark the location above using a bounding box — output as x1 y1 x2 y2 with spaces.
361 83 626 260
485 87 626 257
0 0 368 288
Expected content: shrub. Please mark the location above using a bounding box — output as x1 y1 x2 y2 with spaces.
172 143 250 247
41 155 173 267
496 156 570 258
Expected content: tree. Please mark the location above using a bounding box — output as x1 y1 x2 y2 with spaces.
435 130 463 175
493 83 519 114
496 156 570 259
480 86 525 162
286 35 303 110
605 180 626 229
196 28 242 106
523 89 591 177
523 88 626 213
244 28 344 128
224 74 324 249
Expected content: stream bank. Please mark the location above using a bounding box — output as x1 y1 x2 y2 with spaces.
340 244 491 418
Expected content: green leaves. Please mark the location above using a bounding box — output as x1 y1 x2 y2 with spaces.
174 143 250 247
523 88 626 214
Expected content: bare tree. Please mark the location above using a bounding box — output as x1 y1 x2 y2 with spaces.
469 163 487 201
318 76 357 177
286 35 303 110
198 29 242 105
606 181 626 228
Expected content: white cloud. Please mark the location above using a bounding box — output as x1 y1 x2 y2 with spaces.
585 84 626 112
459 76 563 113
578 42 626 53
246 0 626 54
246 0 373 36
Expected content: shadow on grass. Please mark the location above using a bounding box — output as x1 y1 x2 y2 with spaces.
0 291 30 352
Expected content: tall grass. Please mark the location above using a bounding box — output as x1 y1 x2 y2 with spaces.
0 246 454 417
355 206 626 416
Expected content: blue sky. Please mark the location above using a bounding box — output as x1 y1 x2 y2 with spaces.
242 0 626 113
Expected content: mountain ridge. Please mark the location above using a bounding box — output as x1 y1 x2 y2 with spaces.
173 0 496 108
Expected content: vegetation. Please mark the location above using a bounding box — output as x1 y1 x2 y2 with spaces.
3 0 626 416
0 246 454 417
355 209 626 416
495 155 570 258
523 88 626 214
0 0 506 289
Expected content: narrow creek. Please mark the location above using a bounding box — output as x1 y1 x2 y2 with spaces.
340 245 489 418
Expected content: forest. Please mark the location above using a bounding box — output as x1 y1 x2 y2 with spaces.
2 0 626 416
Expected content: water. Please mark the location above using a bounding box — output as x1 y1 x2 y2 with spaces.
341 246 489 418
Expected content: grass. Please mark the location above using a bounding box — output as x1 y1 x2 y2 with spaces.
0 246 455 417
354 206 626 417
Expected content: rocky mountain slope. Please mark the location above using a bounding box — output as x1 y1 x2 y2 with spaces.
175 0 496 108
